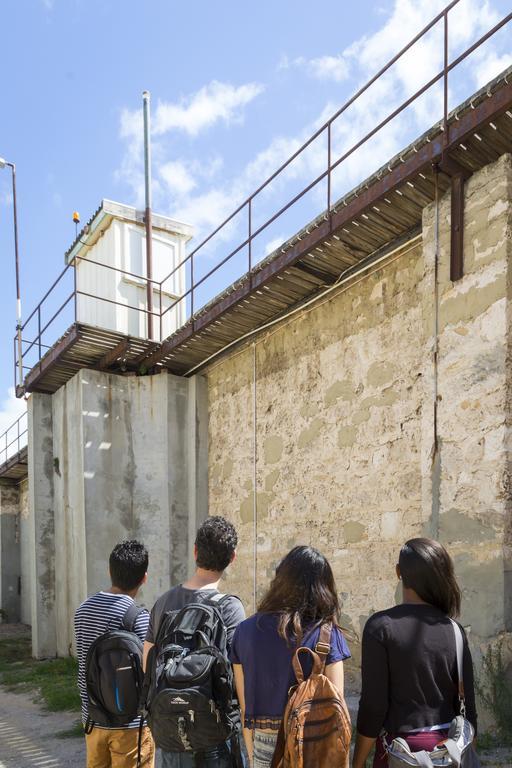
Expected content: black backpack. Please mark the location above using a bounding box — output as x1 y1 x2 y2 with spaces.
140 593 243 761
84 602 146 730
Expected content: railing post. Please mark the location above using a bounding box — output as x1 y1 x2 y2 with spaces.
38 305 42 361
191 253 194 325
327 123 332 224
73 256 78 322
248 199 252 289
159 283 163 342
443 10 449 147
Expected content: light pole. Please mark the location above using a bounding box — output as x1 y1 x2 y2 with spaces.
0 157 23 387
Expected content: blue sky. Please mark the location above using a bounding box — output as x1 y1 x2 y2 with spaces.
0 0 510 438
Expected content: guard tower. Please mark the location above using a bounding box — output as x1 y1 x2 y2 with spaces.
68 199 191 341
16 200 193 396
17 202 208 660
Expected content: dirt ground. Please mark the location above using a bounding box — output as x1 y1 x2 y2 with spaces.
0 687 84 768
0 623 84 768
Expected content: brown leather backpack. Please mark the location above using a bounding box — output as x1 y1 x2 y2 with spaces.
270 624 352 768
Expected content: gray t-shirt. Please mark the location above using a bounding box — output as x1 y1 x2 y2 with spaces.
146 584 246 646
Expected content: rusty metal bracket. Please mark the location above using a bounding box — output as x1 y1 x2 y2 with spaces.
436 155 472 282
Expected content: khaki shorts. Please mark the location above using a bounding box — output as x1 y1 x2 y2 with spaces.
86 725 154 768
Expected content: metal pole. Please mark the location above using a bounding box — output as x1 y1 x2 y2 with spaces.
143 91 154 340
6 162 23 386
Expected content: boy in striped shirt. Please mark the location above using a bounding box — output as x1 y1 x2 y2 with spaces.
74 540 154 768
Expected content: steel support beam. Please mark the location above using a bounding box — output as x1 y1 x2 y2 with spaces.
97 338 130 370
437 154 472 282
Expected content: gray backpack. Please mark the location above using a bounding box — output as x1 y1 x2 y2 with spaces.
386 620 480 768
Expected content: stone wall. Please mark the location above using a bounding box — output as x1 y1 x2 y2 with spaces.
206 154 512 710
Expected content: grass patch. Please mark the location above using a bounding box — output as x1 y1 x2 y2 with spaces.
0 636 81 713
476 639 512 746
55 720 85 739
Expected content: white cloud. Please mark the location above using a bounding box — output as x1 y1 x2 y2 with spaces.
473 51 512 90
117 80 264 207
280 54 350 83
173 187 239 236
0 388 27 463
152 81 264 138
264 236 286 256
160 161 197 196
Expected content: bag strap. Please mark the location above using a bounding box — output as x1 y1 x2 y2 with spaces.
412 751 435 768
315 623 332 672
449 619 466 717
209 592 226 604
270 721 286 768
122 602 146 632
136 715 144 768
208 592 243 607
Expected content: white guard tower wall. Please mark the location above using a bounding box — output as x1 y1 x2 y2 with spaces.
66 200 193 341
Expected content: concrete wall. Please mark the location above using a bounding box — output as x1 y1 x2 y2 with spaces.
28 368 208 657
19 478 31 625
0 482 21 623
0 478 31 626
28 393 56 658
206 154 512 709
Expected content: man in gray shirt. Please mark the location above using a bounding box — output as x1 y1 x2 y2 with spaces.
143 516 246 768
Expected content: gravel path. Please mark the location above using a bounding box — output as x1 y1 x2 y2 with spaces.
0 688 84 768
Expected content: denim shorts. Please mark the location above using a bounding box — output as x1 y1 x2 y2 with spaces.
252 730 278 768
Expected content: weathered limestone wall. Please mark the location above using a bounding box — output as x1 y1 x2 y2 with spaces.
423 154 512 649
28 368 208 657
207 154 512 704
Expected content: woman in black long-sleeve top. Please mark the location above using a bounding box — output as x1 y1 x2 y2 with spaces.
353 538 477 768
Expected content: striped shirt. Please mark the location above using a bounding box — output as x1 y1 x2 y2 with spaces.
74 591 149 729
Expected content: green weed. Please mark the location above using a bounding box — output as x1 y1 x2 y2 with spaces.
0 637 80 713
476 639 512 746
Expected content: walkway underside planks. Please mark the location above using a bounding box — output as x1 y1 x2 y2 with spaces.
19 71 512 395
0 446 28 484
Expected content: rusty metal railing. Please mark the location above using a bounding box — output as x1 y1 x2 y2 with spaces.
0 411 28 468
14 0 512 389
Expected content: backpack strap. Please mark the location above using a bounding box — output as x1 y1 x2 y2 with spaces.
315 623 332 672
208 592 242 606
449 619 466 717
271 720 286 768
121 603 146 632
208 592 226 604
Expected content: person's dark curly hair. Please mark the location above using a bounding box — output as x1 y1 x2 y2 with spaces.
109 540 148 591
195 516 238 572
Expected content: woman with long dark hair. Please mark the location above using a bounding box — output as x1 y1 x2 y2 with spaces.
230 545 351 767
353 538 477 768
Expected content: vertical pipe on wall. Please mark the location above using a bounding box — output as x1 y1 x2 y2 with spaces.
252 342 258 612
431 169 441 537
